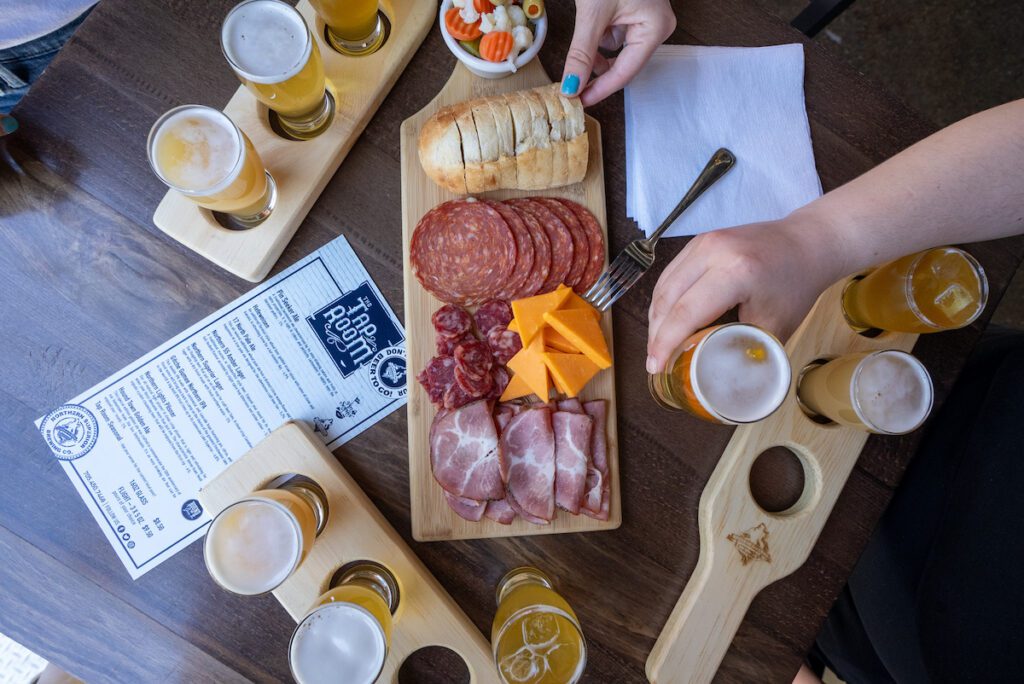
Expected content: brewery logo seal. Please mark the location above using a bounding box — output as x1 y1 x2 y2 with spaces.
181 499 204 521
727 522 772 565
369 347 407 399
39 404 99 461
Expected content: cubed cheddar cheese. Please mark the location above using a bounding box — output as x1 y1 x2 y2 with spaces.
543 308 612 369
510 287 571 346
499 372 534 401
505 333 550 400
559 289 601 320
542 352 601 398
543 327 578 354
507 318 519 333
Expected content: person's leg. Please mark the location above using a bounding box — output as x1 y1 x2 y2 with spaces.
0 8 92 113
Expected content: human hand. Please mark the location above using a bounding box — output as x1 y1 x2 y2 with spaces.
645 213 843 373
560 0 676 107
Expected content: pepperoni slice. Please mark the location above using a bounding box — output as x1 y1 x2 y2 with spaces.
482 201 534 301
411 200 517 306
432 304 473 339
505 200 551 298
556 198 606 293
537 198 588 289
454 339 493 381
486 326 523 365
506 199 573 294
474 300 513 335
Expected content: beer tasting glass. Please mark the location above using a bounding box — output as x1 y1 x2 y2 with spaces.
842 247 989 334
222 0 334 140
204 475 327 596
492 567 586 684
147 104 277 226
648 322 792 425
310 0 386 56
796 350 934 434
289 561 398 684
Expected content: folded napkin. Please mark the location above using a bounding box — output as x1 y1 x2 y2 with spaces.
625 44 822 238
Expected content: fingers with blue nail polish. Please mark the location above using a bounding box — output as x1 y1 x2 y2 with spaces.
0 113 18 136
561 73 581 96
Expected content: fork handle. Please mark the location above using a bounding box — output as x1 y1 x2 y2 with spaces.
646 148 737 246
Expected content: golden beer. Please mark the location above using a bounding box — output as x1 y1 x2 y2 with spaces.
222 0 334 139
648 323 792 425
289 561 398 684
842 247 988 333
203 475 326 595
797 350 934 434
492 567 586 684
310 0 385 56
148 105 276 224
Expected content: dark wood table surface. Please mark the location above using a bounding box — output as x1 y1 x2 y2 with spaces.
1 1 1020 682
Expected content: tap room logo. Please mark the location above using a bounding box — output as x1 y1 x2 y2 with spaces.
369 347 407 399
307 282 404 379
39 404 99 461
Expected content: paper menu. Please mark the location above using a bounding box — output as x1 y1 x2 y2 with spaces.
36 236 407 578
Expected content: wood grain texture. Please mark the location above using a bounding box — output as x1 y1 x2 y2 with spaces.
400 60 621 541
199 421 498 683
1 0 1023 682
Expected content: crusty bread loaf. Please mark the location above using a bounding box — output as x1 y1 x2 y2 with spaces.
418 83 588 194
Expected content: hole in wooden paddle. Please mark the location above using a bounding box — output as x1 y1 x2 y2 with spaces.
749 446 806 514
398 646 470 684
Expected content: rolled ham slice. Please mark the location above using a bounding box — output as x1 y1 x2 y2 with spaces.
501 407 556 522
553 411 592 514
444 491 487 522
581 400 610 520
485 497 517 525
556 398 584 414
430 400 504 501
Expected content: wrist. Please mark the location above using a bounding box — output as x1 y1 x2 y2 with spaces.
779 205 852 291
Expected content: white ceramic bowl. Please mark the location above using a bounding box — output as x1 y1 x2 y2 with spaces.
439 0 548 79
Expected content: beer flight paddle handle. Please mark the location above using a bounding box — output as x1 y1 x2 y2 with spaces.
645 148 736 247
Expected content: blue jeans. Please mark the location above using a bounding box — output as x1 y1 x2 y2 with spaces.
0 8 92 113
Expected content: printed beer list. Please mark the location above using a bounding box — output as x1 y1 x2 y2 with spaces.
36 236 407 578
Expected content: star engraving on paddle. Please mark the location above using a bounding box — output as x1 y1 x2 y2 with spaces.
727 522 772 565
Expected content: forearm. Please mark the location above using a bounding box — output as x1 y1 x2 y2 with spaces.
796 99 1024 280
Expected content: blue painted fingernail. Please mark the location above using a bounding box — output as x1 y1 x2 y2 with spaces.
0 115 17 134
561 73 580 96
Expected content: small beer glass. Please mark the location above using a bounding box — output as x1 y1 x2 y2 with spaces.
310 0 386 56
842 247 988 334
222 0 334 140
492 567 586 684
648 322 792 425
148 104 276 226
289 561 398 684
203 474 327 596
796 350 934 434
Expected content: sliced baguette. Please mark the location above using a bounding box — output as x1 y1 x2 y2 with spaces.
417 106 466 194
559 92 588 184
453 105 487 193
488 98 518 189
469 101 502 191
537 85 569 188
520 90 554 191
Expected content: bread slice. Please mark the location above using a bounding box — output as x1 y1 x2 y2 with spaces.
560 92 588 184
417 107 466 194
536 85 569 187
470 101 501 191
519 90 554 190
566 133 589 185
488 98 518 190
454 105 487 193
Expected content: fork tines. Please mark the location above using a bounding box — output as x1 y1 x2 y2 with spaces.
584 250 647 311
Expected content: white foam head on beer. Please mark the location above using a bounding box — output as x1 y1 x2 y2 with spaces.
154 107 241 193
222 0 312 84
853 350 933 434
693 324 791 423
205 498 300 595
290 603 387 684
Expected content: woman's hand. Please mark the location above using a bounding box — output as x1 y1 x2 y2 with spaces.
560 0 676 107
645 213 843 373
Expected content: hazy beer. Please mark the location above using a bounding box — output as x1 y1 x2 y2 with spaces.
492 567 586 684
289 562 398 684
310 0 385 56
203 476 326 595
842 247 988 333
649 323 792 424
148 105 276 225
222 0 334 139
797 350 934 434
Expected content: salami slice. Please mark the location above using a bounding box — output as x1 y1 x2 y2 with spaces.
474 300 513 335
437 331 475 357
411 200 517 306
506 200 552 298
432 304 473 339
486 326 523 365
506 199 573 294
482 201 534 301
538 198 588 289
490 366 510 400
417 355 456 408
455 363 495 398
443 381 476 410
556 198 606 292
454 339 493 381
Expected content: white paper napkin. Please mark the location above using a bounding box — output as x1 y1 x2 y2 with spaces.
625 44 822 238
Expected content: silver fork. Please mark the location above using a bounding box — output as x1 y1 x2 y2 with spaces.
584 148 737 311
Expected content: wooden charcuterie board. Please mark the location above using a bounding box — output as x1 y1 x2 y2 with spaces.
198 421 498 684
400 60 621 541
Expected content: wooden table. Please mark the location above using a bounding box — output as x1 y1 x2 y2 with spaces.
0 1 1020 682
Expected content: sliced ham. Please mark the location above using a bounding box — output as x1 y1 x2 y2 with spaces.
444 491 487 522
495 404 516 431
430 400 504 501
557 398 584 414
552 412 592 514
484 497 517 524
501 407 556 522
581 400 610 520
507 490 551 525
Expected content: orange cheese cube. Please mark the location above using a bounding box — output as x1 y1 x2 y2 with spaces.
499 372 534 401
543 308 612 369
559 290 601 320
507 318 519 333
511 287 572 347
544 327 579 354
542 352 601 398
506 333 550 400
